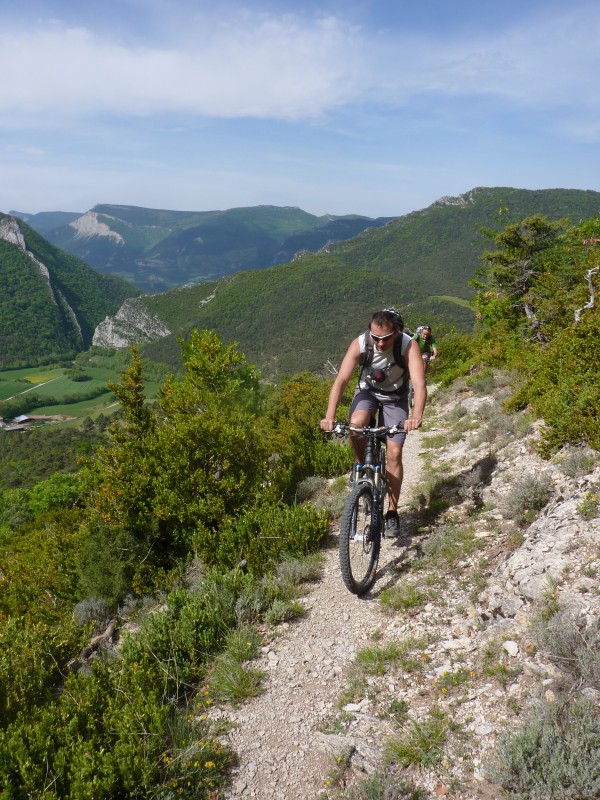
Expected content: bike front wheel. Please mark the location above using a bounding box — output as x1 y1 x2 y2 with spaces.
339 482 381 595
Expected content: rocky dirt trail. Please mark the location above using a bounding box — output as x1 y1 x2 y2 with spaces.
213 384 600 800
215 430 427 800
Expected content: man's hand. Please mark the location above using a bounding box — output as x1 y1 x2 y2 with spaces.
320 418 336 431
404 417 422 431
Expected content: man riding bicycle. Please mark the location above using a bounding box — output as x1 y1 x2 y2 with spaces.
320 309 426 536
412 325 439 364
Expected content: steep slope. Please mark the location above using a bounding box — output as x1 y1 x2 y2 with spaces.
20 204 392 292
0 214 140 368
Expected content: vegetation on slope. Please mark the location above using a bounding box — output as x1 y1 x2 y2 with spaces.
470 212 600 452
0 331 352 799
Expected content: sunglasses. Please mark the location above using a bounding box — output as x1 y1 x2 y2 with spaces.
370 330 395 343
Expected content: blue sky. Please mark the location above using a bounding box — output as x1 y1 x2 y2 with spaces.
1 0 599 218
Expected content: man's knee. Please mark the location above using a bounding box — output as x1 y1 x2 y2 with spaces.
350 409 372 426
387 443 403 464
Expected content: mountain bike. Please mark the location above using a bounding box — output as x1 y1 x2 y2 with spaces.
329 420 403 595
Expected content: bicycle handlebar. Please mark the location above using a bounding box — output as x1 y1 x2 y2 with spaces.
329 421 404 437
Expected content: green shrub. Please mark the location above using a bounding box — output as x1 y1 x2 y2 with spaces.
75 519 134 607
0 659 231 799
0 616 83 727
27 472 81 514
433 331 475 387
507 310 600 453
120 574 246 701
385 707 455 768
197 501 328 576
489 698 600 799
501 473 552 524
0 507 83 624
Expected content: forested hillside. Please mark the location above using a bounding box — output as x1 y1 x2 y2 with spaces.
0 215 139 369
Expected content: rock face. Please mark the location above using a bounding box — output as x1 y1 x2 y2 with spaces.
92 298 170 348
69 211 124 243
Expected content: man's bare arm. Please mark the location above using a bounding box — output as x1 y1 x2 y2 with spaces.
406 339 426 429
320 338 361 430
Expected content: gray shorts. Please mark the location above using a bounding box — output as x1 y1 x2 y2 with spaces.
349 388 408 444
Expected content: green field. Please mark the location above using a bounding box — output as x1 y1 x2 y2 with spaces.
0 357 162 424
429 295 475 310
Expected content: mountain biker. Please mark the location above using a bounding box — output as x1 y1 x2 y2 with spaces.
320 309 427 536
412 325 438 362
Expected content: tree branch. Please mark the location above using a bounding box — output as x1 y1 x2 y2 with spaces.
574 266 599 323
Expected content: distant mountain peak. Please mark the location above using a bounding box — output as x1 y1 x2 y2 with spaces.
69 211 124 243
433 190 478 208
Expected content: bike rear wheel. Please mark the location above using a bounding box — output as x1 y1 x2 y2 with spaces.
339 482 381 595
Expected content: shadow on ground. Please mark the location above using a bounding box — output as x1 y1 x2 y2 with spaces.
370 452 498 597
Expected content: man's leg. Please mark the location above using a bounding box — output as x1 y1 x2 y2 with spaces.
348 390 378 463
380 398 408 534
385 440 403 512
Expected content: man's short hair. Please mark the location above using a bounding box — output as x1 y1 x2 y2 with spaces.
370 309 403 330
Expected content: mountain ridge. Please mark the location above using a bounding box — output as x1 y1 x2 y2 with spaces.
15 204 394 292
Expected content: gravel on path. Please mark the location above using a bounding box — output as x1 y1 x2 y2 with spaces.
217 429 425 800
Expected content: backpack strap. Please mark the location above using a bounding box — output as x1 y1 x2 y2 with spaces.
358 331 409 385
393 334 409 384
359 330 374 367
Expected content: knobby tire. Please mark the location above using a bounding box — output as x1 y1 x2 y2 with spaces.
339 481 381 595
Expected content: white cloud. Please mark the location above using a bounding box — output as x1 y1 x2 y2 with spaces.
1 5 599 129
0 15 368 122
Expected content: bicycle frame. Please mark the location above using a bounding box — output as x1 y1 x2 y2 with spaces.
331 420 402 594
352 428 386 521
335 420 401 531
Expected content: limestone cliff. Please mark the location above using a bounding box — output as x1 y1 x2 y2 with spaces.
69 211 125 243
92 297 170 348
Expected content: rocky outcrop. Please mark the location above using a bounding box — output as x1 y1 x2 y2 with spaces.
92 298 170 348
69 211 124 243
